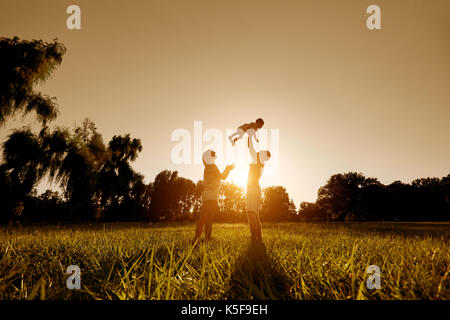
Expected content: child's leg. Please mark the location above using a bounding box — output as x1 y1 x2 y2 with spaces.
229 128 244 140
234 128 245 141
229 129 245 146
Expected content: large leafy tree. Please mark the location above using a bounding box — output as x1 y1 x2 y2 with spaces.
98 134 143 220
0 37 66 125
217 182 246 221
0 126 68 216
297 201 327 222
53 119 107 219
317 172 381 221
147 170 198 222
260 186 297 222
49 119 145 221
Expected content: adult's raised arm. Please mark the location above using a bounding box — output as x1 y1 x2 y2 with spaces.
220 164 235 180
248 133 258 164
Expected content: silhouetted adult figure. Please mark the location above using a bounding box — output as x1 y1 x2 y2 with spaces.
194 150 234 243
246 132 271 242
8 201 24 229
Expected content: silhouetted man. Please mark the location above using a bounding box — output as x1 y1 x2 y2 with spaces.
246 136 271 242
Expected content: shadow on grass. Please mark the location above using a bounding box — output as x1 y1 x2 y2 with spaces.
224 241 292 300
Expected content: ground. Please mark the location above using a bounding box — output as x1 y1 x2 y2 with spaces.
0 222 449 300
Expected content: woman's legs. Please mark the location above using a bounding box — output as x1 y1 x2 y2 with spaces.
194 204 208 242
205 201 218 241
194 200 217 243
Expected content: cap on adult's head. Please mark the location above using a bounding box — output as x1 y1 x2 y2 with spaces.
202 149 217 165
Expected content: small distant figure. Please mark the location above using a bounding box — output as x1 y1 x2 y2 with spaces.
228 118 264 146
8 201 24 229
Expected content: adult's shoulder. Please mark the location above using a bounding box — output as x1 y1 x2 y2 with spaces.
206 164 220 173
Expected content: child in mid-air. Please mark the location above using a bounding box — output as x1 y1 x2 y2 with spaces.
228 118 264 146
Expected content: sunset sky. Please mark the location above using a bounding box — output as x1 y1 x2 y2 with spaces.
1 0 449 205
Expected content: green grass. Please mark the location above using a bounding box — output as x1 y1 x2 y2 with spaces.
0 222 449 300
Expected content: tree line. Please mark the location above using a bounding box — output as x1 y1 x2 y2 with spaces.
1 37 449 223
298 172 449 222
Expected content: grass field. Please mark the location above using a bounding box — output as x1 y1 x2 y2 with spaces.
0 222 449 300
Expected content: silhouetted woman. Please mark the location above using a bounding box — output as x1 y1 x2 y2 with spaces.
246 132 271 242
194 150 234 243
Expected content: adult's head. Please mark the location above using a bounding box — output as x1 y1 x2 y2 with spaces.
256 118 264 129
258 150 271 164
202 149 217 165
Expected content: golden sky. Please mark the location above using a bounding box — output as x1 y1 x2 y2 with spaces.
1 0 449 205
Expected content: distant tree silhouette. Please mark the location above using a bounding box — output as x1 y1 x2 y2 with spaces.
216 182 246 222
260 186 297 222
147 170 198 222
25 189 67 222
0 118 145 222
53 119 107 220
173 175 198 220
0 37 66 125
98 134 143 221
317 172 382 221
301 172 450 222
297 202 327 222
0 126 68 218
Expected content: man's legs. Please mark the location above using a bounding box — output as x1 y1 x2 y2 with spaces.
251 212 263 242
246 187 262 242
247 211 262 242
254 212 262 241
247 211 257 241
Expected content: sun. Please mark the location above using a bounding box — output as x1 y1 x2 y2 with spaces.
228 165 248 188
